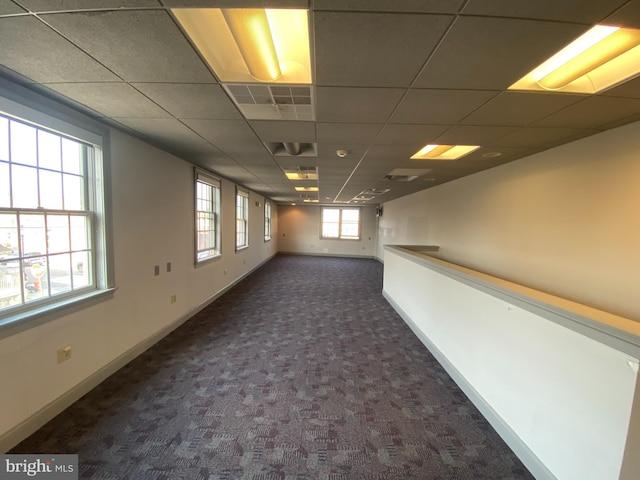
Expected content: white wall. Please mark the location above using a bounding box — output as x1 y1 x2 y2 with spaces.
377 120 640 322
0 127 278 450
383 248 639 480
278 204 378 257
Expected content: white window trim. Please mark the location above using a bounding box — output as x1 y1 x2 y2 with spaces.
194 168 221 265
264 200 272 242
321 207 362 240
0 87 114 337
236 188 249 251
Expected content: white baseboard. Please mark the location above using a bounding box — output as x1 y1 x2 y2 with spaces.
383 290 556 480
1 255 275 453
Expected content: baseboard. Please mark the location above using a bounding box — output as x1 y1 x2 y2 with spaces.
0 254 275 453
277 251 376 260
382 290 556 480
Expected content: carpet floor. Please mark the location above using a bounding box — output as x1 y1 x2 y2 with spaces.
12 255 534 479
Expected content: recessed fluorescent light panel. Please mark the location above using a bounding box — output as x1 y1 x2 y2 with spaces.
510 25 640 94
295 186 319 192
172 8 311 84
284 167 318 181
411 145 480 160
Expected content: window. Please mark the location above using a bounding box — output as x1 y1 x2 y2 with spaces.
264 200 272 242
0 95 110 323
236 189 249 249
195 169 220 263
321 207 361 240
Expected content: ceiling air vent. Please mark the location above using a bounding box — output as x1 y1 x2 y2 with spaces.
266 142 318 157
383 168 432 182
223 84 314 120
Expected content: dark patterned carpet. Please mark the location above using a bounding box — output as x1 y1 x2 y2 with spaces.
12 255 534 479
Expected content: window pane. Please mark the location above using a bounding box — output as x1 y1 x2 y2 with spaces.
0 162 9 207
61 138 82 174
0 259 22 308
323 209 340 222
63 173 84 210
72 250 91 289
0 117 8 161
70 215 88 251
20 213 46 256
49 253 72 296
342 209 359 222
0 213 18 259
47 214 70 254
12 164 38 208
10 121 37 166
322 208 340 238
38 130 62 171
322 223 339 238
40 170 63 209
23 256 48 303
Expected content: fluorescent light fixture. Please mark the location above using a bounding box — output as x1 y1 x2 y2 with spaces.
303 199 318 203
411 145 480 160
285 168 318 180
510 25 640 94
172 8 311 84
295 186 319 192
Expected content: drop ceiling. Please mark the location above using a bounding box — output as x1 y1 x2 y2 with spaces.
2 0 640 205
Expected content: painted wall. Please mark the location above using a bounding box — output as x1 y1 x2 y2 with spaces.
0 127 278 450
278 204 378 257
383 248 639 480
377 120 640 322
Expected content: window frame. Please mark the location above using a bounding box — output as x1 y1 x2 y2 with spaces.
194 169 221 265
321 207 361 240
264 200 272 242
235 188 249 250
0 89 113 334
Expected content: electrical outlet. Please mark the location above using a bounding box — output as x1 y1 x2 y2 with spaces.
170 294 177 304
57 345 72 364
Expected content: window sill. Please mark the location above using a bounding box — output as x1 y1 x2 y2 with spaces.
235 245 249 252
0 288 117 340
195 254 221 267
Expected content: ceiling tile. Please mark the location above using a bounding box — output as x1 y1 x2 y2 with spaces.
375 124 449 145
487 127 590 147
183 119 268 158
604 0 640 28
313 0 465 13
316 144 369 160
249 120 316 143
0 16 119 83
460 91 587 126
314 11 453 87
434 125 519 144
18 0 161 10
43 83 171 118
414 17 588 90
390 89 497 124
316 87 405 123
41 10 215 83
532 96 640 129
133 83 240 119
316 123 382 144
112 118 219 157
462 0 626 23
0 2 25 14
